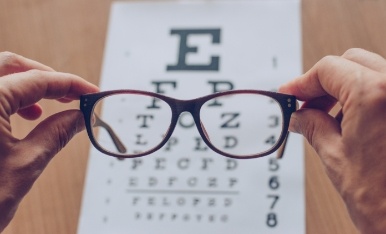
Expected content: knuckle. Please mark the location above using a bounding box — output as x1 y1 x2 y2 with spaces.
364 79 386 108
0 51 18 60
53 121 77 153
57 128 72 151
6 146 48 181
0 51 21 70
318 55 340 68
305 120 318 148
25 68 44 76
342 48 364 59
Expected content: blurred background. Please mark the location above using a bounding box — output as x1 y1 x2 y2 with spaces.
1 0 386 233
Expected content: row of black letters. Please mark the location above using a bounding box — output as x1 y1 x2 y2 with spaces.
128 176 238 188
130 197 233 207
127 157 237 170
133 212 229 223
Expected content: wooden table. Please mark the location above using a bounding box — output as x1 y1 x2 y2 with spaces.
1 0 385 233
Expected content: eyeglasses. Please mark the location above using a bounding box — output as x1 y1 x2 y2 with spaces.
80 90 297 159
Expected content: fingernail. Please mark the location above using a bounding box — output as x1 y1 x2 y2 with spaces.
74 111 86 133
289 112 300 134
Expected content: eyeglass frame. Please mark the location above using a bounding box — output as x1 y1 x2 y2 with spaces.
80 89 297 159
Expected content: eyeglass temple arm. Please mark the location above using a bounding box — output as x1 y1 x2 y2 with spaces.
276 99 299 159
276 132 289 159
93 114 127 153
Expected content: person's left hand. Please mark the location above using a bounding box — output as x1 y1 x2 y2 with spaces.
0 52 99 232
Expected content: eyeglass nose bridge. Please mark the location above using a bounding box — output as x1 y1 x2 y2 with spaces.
173 98 201 123
172 98 211 141
173 98 198 114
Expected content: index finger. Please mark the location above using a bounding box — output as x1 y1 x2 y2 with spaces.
279 55 378 104
0 70 99 115
0 52 54 76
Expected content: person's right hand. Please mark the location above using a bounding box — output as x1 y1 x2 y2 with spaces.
280 48 386 234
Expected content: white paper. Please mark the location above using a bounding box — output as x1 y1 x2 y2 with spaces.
78 1 304 234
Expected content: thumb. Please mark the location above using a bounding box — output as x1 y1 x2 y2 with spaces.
290 108 342 157
22 110 85 165
2 110 86 208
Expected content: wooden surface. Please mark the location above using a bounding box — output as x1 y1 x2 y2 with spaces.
1 0 386 233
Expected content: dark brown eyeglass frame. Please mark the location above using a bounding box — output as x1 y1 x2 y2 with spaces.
80 89 297 159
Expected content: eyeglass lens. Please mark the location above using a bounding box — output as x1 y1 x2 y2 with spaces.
92 93 172 156
200 93 283 157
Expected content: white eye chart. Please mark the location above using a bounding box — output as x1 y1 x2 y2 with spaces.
78 1 304 234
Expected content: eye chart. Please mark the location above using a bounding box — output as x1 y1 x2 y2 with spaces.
78 1 304 234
